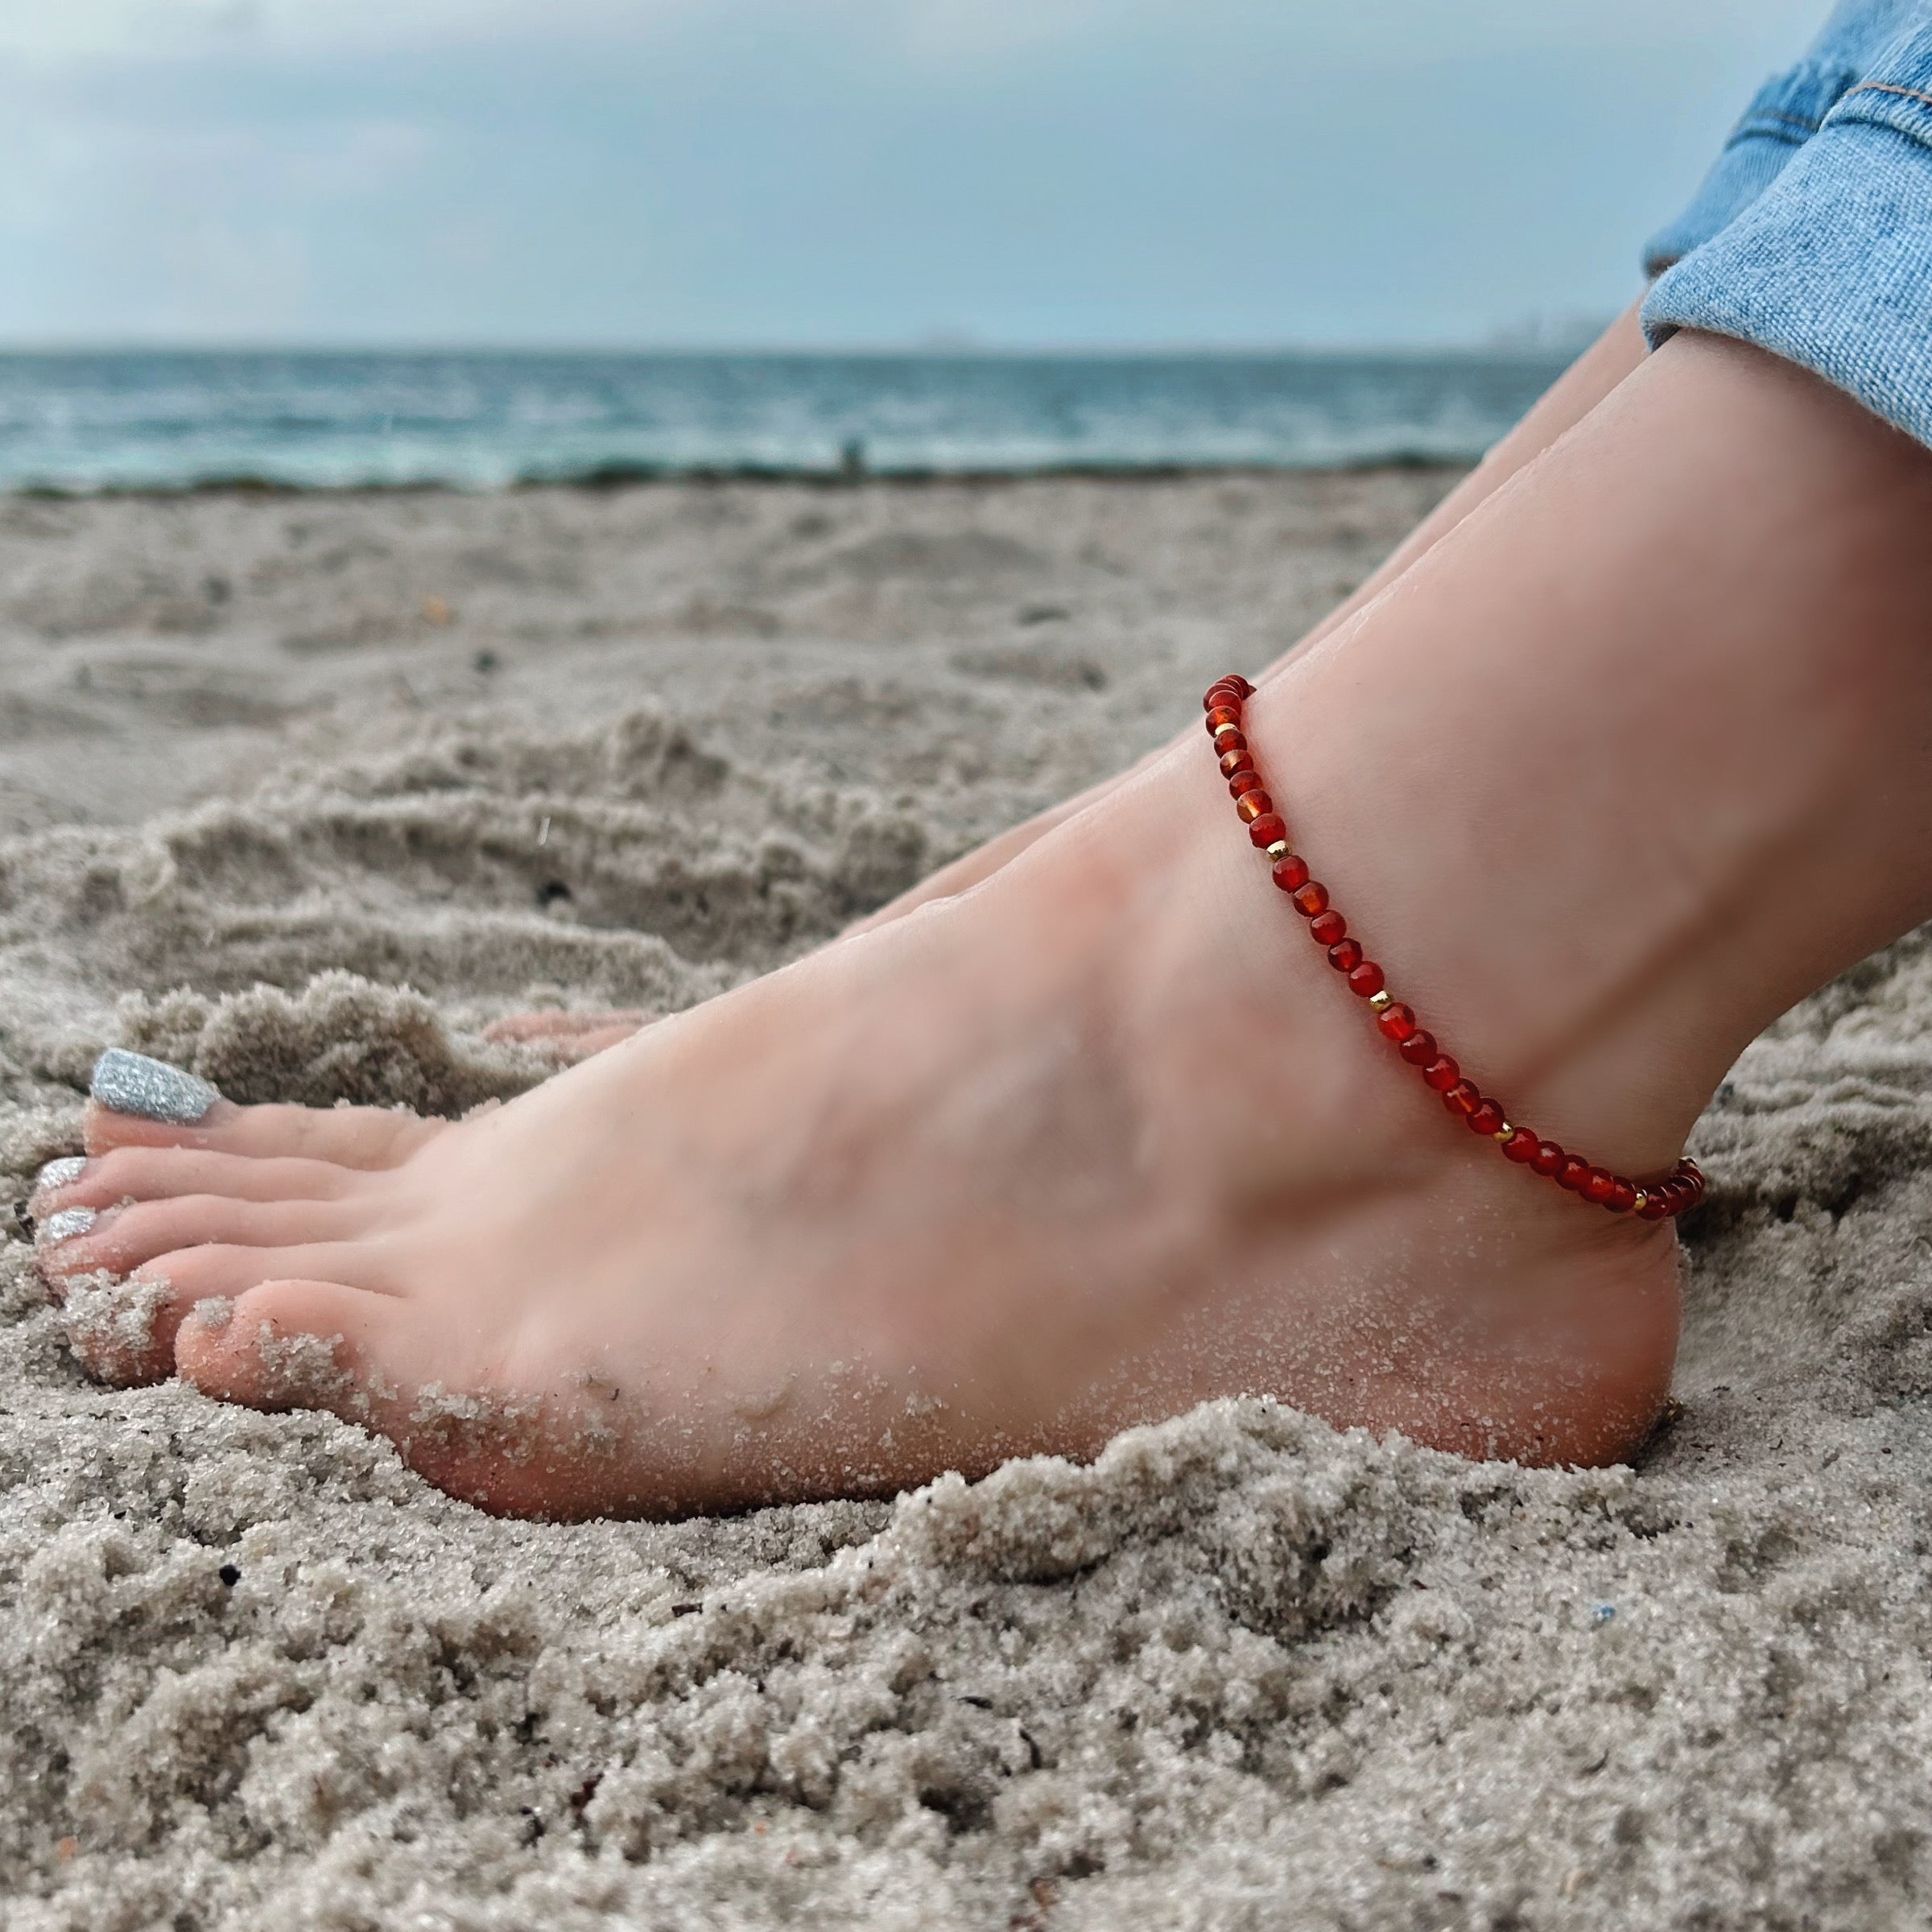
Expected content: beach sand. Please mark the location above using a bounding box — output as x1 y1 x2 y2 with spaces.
3 472 1930 1930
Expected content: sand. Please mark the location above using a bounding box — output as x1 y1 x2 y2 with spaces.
2 472 1930 1930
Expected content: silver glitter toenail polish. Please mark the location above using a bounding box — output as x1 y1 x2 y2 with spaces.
37 1205 96 1245
35 1155 87 1191
90 1049 221 1125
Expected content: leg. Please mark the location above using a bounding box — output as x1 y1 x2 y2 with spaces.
37 332 1932 1517
847 298 1654 931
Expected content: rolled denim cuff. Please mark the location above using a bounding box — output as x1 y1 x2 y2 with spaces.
1641 64 1864 274
1641 0 1925 273
1644 21 1932 453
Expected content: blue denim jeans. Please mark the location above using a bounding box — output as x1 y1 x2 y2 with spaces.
1642 0 1932 450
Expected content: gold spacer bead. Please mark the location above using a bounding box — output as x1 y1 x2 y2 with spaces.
1265 840 1290 861
1213 722 1241 741
1632 1191 1649 1213
1493 1122 1513 1142
1368 990 1392 1010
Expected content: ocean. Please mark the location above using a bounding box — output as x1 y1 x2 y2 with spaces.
0 348 1574 493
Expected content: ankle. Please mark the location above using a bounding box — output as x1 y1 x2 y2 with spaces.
1185 668 1709 1195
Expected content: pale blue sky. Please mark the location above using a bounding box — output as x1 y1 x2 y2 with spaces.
0 0 1827 349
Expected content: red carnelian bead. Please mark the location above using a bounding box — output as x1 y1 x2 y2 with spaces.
1203 684 1238 710
1291 881 1329 917
1397 1030 1437 1066
1531 1139 1566 1178
1213 726 1248 751
1229 770 1265 799
1328 939 1364 972
1422 1055 1460 1092
1220 750 1256 779
1206 705 1241 733
1270 854 1311 893
1376 1001 1416 1041
1557 1156 1591 1191
1637 1191 1672 1220
1308 909 1346 946
1443 1080 1480 1117
1348 960 1385 997
1248 813 1287 848
1236 791 1273 823
1225 674 1255 696
1468 1100 1505 1136
1608 1179 1638 1213
1582 1167 1616 1205
1503 1128 1540 1164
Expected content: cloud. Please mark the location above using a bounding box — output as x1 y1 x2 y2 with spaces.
0 0 1834 345
0 0 1819 64
0 0 689 61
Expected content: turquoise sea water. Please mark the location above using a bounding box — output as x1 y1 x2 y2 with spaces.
0 349 1574 492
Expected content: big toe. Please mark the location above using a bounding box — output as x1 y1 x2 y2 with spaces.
84 1050 448 1169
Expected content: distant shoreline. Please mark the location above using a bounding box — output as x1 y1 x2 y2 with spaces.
0 345 1551 499
5 454 1471 502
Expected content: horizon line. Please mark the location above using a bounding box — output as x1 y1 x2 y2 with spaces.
0 332 1601 361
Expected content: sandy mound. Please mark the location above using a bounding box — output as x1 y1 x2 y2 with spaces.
3 479 1930 1929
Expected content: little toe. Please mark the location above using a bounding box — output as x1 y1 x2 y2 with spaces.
177 1278 606 1519
35 1195 362 1287
175 1278 408 1416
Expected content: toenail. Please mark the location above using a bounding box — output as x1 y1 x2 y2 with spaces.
90 1049 221 1125
36 1205 96 1245
35 1155 87 1193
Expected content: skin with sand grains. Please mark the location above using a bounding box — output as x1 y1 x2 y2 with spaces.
27 333 1932 1528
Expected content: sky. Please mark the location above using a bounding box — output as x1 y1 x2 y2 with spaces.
0 0 1829 350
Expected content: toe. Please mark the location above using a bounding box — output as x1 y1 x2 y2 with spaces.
174 1279 553 1514
86 1096 448 1169
481 1009 653 1044
36 1195 362 1286
32 1147 358 1218
174 1278 408 1418
72 1242 384 1380
58 1237 390 1385
549 1022 649 1062
176 1278 611 1520
481 1010 653 1062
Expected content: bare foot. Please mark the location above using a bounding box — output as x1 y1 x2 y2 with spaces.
35 678 1683 1517
41 334 1927 1523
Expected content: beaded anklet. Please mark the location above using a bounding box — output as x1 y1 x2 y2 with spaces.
1204 674 1703 1222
